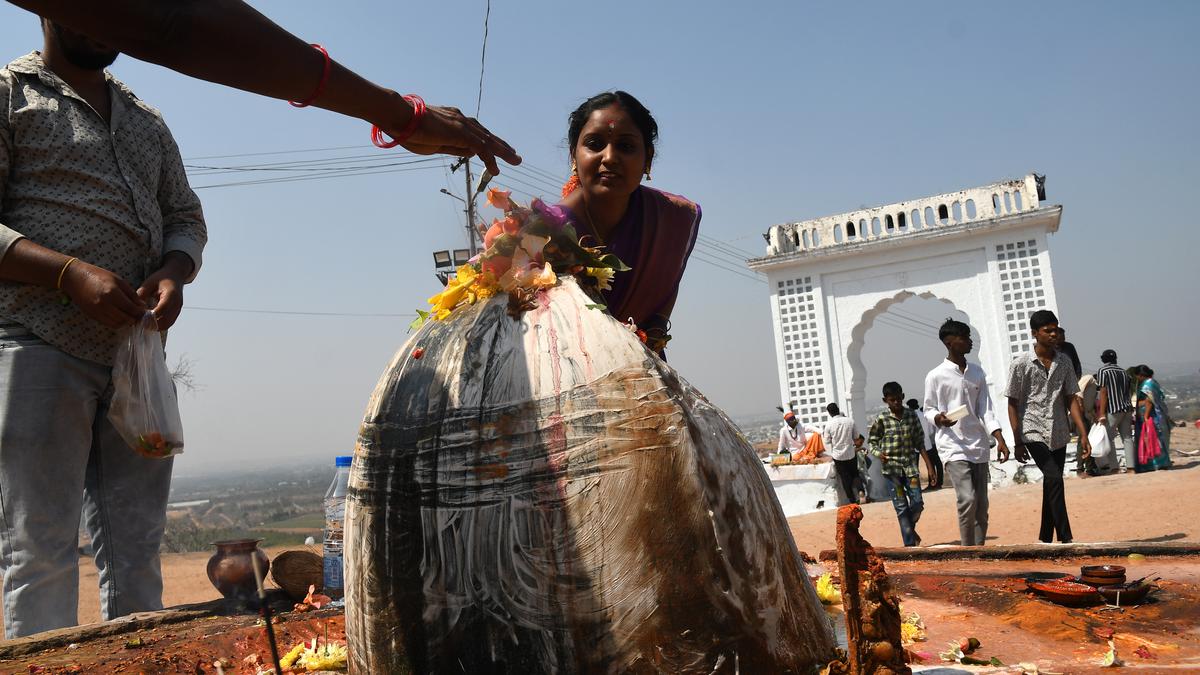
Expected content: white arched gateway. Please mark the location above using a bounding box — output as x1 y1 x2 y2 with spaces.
748 173 1062 443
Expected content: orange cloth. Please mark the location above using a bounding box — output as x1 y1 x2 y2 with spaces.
790 433 826 465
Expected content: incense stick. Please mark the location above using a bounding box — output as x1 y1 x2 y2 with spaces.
252 554 284 674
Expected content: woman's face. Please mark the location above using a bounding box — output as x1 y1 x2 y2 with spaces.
572 104 648 201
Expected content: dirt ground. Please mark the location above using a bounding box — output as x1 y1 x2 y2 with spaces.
66 428 1200 627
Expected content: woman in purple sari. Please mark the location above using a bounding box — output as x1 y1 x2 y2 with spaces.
557 91 701 355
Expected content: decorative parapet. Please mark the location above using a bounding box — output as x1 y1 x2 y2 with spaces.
757 173 1045 258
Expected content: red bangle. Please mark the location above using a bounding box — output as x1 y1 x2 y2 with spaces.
371 95 426 148
288 44 331 108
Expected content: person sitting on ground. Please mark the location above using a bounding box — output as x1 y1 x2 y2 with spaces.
867 382 934 547
907 398 942 490
558 91 700 355
1096 349 1135 472
923 319 1010 546
777 411 808 458
1133 364 1172 472
1006 310 1091 544
823 403 862 507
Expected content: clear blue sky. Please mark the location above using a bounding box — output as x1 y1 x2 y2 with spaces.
2 1 1197 474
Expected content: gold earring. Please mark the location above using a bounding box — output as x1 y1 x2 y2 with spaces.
645 169 652 181
571 162 577 174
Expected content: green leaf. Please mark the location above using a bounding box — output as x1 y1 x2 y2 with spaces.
584 303 607 311
408 309 429 332
596 252 631 271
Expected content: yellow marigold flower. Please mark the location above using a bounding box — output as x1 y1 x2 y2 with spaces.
587 266 615 291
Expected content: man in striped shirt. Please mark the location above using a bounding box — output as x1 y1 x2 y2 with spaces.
1096 349 1134 471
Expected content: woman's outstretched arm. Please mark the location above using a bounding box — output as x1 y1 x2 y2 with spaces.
10 0 521 174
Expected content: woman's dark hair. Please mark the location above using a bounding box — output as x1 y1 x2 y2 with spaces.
567 91 658 165
1134 364 1154 378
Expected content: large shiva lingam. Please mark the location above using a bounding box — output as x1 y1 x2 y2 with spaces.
340 193 837 674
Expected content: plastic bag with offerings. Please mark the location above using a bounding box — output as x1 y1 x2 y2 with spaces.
1088 422 1112 460
108 312 184 458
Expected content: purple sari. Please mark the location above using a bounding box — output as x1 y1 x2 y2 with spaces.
561 186 701 336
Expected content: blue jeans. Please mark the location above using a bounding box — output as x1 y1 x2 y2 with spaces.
884 473 924 546
0 325 173 637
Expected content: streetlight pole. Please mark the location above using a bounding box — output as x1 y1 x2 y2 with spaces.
464 159 478 256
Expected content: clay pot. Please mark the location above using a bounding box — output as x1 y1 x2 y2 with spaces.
207 539 270 600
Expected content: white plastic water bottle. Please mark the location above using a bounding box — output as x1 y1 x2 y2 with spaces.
323 455 352 597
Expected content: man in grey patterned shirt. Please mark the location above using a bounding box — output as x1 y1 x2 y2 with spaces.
1005 310 1090 544
0 21 205 636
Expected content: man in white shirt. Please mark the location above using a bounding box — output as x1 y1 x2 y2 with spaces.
823 403 862 506
923 320 1010 546
776 411 807 456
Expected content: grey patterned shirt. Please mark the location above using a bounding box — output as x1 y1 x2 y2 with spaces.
1005 350 1080 449
0 52 206 366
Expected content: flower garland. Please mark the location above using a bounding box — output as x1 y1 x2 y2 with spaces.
412 189 628 329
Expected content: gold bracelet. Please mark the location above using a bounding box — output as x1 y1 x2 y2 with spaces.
56 257 78 290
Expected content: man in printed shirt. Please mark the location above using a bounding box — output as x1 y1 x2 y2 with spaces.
923 320 1010 546
0 22 206 636
1006 310 1091 544
868 382 935 547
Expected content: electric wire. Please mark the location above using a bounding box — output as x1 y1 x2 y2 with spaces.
191 163 442 190
475 0 490 117
188 306 407 318
182 145 366 161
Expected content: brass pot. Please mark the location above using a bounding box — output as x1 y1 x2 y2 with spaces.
207 538 270 600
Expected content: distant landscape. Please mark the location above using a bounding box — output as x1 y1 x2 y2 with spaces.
148 370 1200 553
156 462 329 553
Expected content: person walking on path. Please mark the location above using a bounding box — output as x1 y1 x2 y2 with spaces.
923 320 1010 546
1133 364 1172 472
908 398 943 490
1006 310 1091 544
1096 350 1135 472
868 382 935 547
0 21 206 637
823 403 862 506
1056 326 1083 379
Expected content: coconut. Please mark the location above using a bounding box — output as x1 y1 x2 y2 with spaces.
269 549 323 601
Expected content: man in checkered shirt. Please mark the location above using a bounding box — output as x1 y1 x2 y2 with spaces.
868 381 935 547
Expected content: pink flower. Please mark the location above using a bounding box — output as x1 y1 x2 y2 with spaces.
481 254 512 278
500 215 521 236
484 220 505 250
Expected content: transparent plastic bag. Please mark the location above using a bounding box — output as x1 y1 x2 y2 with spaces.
108 312 184 458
